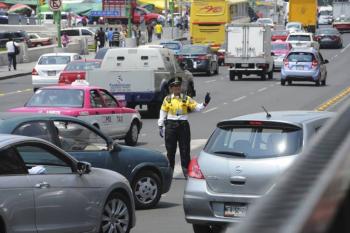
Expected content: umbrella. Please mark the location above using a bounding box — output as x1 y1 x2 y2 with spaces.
8 4 32 14
0 2 9 9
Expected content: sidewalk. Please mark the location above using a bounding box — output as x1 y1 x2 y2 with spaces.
0 52 97 81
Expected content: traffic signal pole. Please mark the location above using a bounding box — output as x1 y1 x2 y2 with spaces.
56 10 62 47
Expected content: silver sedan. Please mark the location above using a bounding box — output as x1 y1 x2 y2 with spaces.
0 134 135 233
183 111 334 233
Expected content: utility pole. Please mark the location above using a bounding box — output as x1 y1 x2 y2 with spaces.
170 0 174 39
127 0 132 38
56 11 62 47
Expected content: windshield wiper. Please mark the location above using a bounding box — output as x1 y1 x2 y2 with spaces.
213 151 246 157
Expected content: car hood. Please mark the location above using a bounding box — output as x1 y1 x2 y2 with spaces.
118 145 169 167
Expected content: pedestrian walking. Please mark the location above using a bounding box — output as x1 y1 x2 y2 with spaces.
154 21 163 39
147 22 154 43
107 27 114 47
97 27 106 48
82 16 88 26
112 28 120 47
6 37 19 71
61 32 70 48
158 77 211 177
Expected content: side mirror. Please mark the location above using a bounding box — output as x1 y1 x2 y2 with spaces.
271 52 275 56
77 161 91 175
324 59 329 64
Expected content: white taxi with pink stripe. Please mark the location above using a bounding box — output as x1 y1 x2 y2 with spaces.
8 84 142 146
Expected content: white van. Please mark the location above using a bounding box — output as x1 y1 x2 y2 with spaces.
40 12 68 27
86 47 196 117
61 27 95 46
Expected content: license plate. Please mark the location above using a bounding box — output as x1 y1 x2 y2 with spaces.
224 203 247 217
241 63 249 68
47 71 56 76
296 65 304 70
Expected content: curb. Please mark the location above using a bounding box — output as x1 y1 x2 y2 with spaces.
0 72 32 81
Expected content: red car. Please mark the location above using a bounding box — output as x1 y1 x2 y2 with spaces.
271 30 289 41
133 7 165 25
58 59 101 85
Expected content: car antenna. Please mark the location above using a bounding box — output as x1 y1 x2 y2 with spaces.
262 106 271 118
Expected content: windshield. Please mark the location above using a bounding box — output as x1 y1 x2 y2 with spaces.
180 45 208 54
204 125 302 158
316 29 338 35
319 10 332 15
287 24 301 29
272 30 288 36
287 52 314 62
162 43 181 50
26 89 84 107
38 56 71 65
288 35 311 41
272 43 289 50
257 18 272 24
65 61 101 71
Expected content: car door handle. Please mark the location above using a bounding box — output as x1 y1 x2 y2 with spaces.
35 182 50 189
230 176 246 185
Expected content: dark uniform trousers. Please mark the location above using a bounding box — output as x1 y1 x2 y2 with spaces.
164 120 191 177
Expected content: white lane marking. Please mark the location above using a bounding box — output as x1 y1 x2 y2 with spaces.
341 43 350 53
203 107 217 113
173 139 208 178
233 96 246 102
223 102 228 105
205 79 216 83
258 87 267 92
0 89 31 97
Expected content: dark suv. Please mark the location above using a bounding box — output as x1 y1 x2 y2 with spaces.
0 31 32 48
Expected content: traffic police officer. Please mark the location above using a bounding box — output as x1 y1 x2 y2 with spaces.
158 77 211 177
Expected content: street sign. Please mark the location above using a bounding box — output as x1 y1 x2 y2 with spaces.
49 0 62 11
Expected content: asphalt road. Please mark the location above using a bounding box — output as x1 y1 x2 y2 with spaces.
1 32 350 233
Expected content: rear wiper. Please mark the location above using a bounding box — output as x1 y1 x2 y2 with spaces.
213 151 246 157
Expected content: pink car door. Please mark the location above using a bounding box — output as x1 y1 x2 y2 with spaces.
81 89 115 137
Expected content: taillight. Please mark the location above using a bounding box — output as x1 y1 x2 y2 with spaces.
188 157 204 179
312 60 318 69
284 59 289 67
32 68 38 75
196 55 209 61
177 55 184 61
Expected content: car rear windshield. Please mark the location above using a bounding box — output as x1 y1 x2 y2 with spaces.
316 29 338 35
26 89 84 107
272 30 288 36
204 122 302 158
162 43 181 50
38 56 71 65
272 43 289 50
180 45 207 54
288 35 311 41
65 61 101 71
287 52 314 62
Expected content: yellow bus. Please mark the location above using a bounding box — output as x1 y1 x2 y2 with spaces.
190 0 250 50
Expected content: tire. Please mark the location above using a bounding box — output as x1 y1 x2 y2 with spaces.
260 73 266 80
315 80 320 86
321 79 326 86
206 64 213 76
268 70 273 79
281 80 286 86
100 192 132 233
229 71 235 81
33 88 38 92
132 171 161 209
288 80 292 85
124 121 139 146
193 224 226 233
237 74 243 80
36 43 43 47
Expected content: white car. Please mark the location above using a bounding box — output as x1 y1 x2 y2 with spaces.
256 18 274 29
32 53 82 91
286 22 303 33
286 32 319 50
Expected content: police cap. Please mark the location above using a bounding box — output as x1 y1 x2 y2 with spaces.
168 77 182 86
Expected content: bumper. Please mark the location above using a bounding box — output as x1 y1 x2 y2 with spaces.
184 59 210 72
160 167 173 194
281 68 320 81
32 75 60 88
183 178 260 225
319 40 340 48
